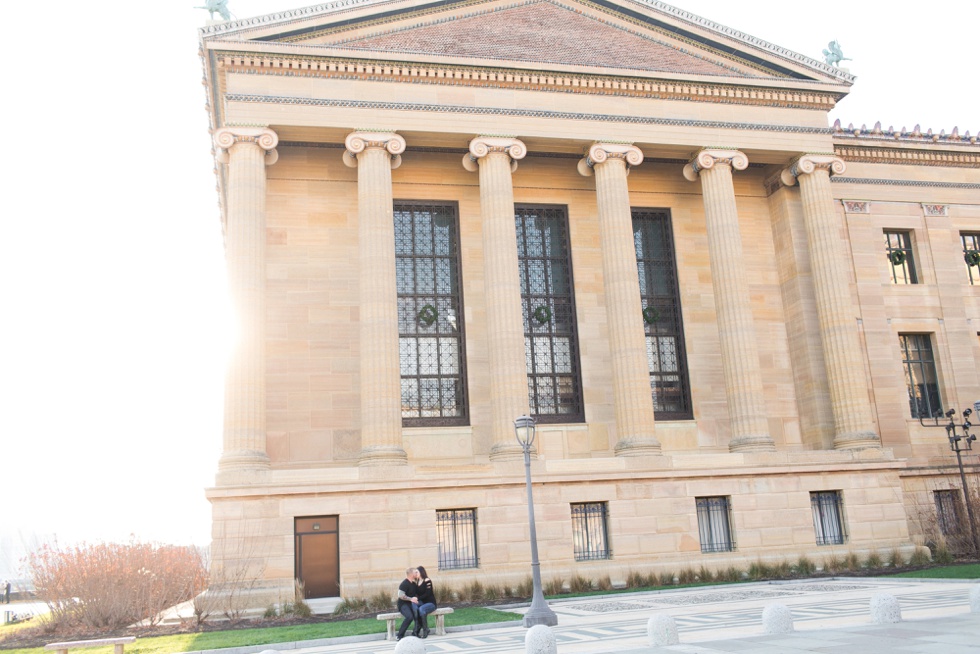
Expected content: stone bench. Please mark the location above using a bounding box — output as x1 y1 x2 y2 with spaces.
377 607 454 640
45 637 136 654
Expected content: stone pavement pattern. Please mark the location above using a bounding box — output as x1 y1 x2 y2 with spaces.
179 579 980 654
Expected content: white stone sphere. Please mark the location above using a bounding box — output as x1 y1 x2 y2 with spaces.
870 592 902 624
525 624 557 654
970 585 980 613
647 614 679 646
762 603 794 634
394 635 426 654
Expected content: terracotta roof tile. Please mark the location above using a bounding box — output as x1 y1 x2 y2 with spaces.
331 0 752 77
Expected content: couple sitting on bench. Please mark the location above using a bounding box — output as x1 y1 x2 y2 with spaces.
396 565 437 640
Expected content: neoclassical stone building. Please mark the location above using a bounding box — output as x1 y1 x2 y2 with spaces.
199 0 980 603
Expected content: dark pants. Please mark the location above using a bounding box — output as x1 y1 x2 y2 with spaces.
396 603 418 637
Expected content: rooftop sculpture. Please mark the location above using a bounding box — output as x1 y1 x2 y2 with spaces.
822 40 851 67
198 0 231 21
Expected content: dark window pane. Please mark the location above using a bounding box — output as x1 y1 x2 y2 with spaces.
436 509 478 570
571 503 610 560
884 230 918 284
395 203 469 426
811 491 846 545
633 210 693 419
696 497 734 553
899 334 942 419
517 205 584 422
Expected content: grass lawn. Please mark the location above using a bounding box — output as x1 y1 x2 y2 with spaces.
0 607 520 654
888 563 980 579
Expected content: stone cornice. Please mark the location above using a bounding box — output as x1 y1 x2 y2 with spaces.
211 51 842 110
225 93 833 136
682 148 748 181
197 0 851 83
833 120 978 146
834 145 980 169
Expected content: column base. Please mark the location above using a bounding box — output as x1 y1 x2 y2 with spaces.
490 442 526 462
358 446 408 467
833 430 881 450
614 437 663 457
218 449 271 472
728 435 776 453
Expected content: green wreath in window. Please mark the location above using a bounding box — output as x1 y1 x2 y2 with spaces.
533 305 552 325
965 250 980 267
888 250 907 266
642 307 660 325
418 304 438 327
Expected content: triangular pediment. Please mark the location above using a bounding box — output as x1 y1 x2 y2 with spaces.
201 0 852 85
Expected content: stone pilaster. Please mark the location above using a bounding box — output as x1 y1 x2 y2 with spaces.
781 154 880 450
579 143 661 456
213 126 279 476
344 131 409 466
684 149 775 452
463 137 530 461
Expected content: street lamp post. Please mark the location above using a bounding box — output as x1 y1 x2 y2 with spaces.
944 406 980 556
514 415 558 628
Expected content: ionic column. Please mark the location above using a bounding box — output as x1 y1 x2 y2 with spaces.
579 143 661 456
781 155 880 449
684 149 775 452
344 132 409 466
463 137 530 461
213 126 279 475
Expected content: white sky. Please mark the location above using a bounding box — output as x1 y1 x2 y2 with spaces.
0 0 976 567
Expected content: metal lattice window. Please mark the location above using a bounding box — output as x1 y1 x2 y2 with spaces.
633 209 692 420
811 491 846 545
571 503 610 561
961 233 980 285
884 230 918 284
935 490 962 535
516 205 584 422
436 509 478 570
395 203 468 426
899 334 942 419
696 497 734 553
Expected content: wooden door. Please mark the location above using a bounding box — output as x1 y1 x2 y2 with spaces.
294 516 340 598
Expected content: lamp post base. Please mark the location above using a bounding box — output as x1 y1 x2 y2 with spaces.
523 589 558 627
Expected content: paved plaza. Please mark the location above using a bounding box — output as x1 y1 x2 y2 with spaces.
177 577 980 654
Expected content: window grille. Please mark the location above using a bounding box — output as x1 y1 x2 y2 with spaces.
810 491 846 545
961 232 980 285
394 203 468 426
516 205 584 422
884 230 918 284
695 497 734 553
898 334 942 419
934 490 962 536
436 509 478 570
571 503 610 561
632 209 692 419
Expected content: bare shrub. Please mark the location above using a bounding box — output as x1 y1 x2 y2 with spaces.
544 576 564 596
28 539 206 632
568 575 592 593
795 555 816 576
368 590 394 612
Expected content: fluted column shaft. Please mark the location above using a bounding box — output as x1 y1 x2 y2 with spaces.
214 127 279 474
345 132 408 466
782 155 879 449
684 150 774 452
580 144 661 456
464 137 530 461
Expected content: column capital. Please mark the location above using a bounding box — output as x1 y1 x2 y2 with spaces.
214 126 279 165
462 136 527 173
577 142 644 177
343 131 406 170
780 153 846 186
682 148 748 182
